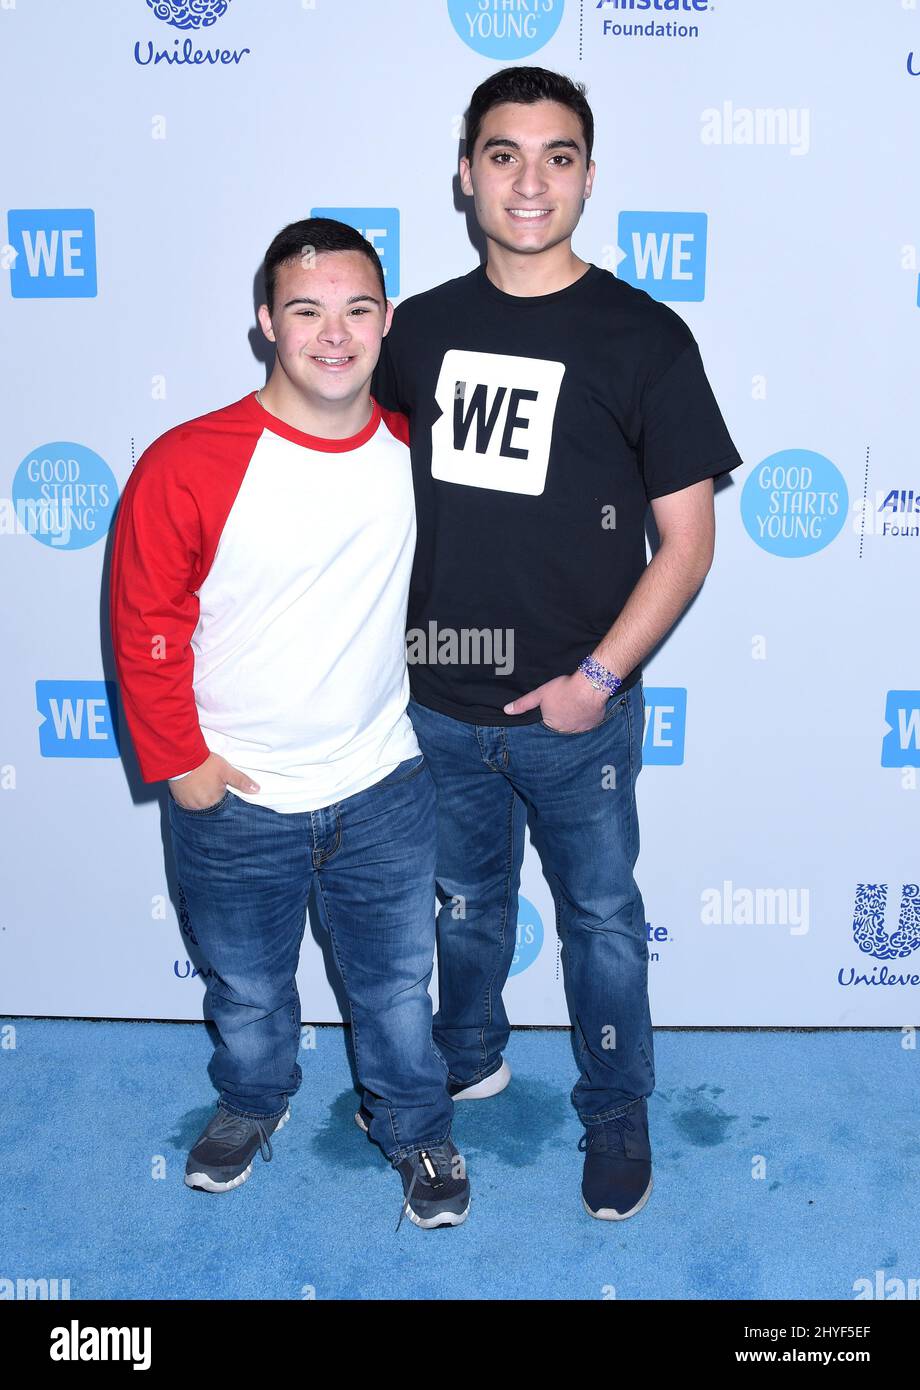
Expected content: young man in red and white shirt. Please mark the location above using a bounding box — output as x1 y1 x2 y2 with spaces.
109 219 469 1228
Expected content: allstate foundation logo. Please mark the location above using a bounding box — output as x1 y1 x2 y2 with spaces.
741 449 848 557
12 443 117 550
146 1 231 28
853 883 920 961
511 895 544 975
448 1 564 59
877 487 920 540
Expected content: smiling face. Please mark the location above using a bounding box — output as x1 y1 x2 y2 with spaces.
459 99 595 258
257 249 392 407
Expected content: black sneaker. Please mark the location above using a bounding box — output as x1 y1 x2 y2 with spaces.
579 1099 653 1220
394 1141 471 1229
185 1103 290 1193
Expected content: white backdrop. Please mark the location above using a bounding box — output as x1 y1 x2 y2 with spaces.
2 0 918 1025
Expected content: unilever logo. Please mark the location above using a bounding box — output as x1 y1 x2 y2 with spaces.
852 884 920 961
146 1 231 28
741 449 848 557
174 959 217 980
448 0 564 59
136 0 249 65
838 883 920 988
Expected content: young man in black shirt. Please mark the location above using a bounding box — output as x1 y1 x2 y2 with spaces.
371 67 744 1221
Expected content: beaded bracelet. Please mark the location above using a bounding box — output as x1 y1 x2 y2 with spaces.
577 654 623 696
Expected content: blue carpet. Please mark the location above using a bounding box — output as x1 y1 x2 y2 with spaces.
1 1023 915 1300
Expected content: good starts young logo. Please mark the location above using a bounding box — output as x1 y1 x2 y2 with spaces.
510 896 544 975
11 443 117 550
741 448 848 557
448 0 565 60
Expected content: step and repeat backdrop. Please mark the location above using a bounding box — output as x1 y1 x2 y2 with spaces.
1 1 918 1025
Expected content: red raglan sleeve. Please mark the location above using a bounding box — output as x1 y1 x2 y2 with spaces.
109 435 211 782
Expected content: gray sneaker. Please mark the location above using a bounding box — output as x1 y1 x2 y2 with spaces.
394 1141 471 1229
185 1103 291 1193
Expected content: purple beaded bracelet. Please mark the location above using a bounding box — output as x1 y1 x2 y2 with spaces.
577 654 623 696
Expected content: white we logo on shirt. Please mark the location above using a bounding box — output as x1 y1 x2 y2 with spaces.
431 349 565 496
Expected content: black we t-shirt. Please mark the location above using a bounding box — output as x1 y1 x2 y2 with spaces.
372 262 744 726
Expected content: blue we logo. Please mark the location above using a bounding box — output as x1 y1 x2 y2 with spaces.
616 212 707 302
310 208 399 296
7 210 97 298
641 687 687 766
36 681 119 758
881 691 920 768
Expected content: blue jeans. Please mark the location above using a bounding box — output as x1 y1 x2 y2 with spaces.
408 683 654 1125
167 753 452 1164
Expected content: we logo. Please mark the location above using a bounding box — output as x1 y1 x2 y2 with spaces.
641 686 687 766
7 210 97 298
36 681 119 758
881 691 920 768
310 207 399 295
431 350 565 496
616 211 708 302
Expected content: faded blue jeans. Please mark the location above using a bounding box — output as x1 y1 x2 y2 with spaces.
167 753 452 1164
408 682 654 1125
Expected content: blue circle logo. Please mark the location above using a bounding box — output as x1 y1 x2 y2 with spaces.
741 448 848 557
12 442 118 550
510 895 544 976
448 0 564 59
146 1 231 30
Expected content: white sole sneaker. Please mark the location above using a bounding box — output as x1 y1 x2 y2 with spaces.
582 1173 653 1221
451 1058 511 1101
406 1197 471 1229
185 1104 291 1193
353 1058 511 1133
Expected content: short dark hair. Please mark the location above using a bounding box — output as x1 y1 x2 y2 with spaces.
262 217 387 317
465 66 594 165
